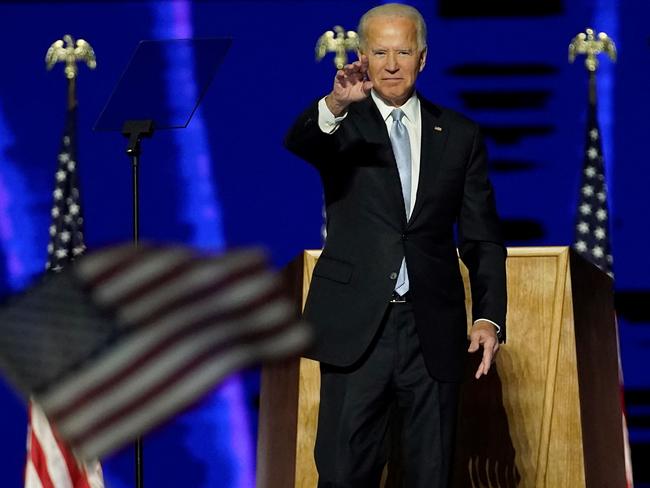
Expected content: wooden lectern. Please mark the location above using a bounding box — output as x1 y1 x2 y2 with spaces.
257 247 627 487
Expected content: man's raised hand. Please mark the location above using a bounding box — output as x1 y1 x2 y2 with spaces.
325 55 373 116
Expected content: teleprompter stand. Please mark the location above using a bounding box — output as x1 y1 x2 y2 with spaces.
94 38 231 488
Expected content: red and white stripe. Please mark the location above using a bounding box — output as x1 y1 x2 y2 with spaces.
615 317 634 488
35 245 309 461
25 401 104 488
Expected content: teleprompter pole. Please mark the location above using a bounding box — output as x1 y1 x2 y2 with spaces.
121 119 154 488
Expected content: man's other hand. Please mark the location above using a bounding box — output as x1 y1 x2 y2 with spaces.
325 55 373 116
468 320 500 379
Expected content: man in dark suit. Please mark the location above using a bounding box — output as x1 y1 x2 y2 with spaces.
285 4 507 487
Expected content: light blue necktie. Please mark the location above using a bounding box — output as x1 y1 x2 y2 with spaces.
389 108 411 296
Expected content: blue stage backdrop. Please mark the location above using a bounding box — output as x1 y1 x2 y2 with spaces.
0 0 648 486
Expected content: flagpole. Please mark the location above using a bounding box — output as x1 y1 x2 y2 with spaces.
568 27 617 276
67 76 76 111
41 34 105 488
569 28 634 488
568 27 616 104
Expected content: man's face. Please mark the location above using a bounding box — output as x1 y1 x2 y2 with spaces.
362 15 427 107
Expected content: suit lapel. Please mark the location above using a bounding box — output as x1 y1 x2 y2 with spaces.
408 96 449 226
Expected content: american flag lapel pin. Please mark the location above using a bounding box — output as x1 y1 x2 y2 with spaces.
434 126 443 132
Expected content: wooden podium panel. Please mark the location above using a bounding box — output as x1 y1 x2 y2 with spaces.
256 248 627 487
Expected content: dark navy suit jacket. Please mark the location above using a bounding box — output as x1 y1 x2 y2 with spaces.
285 94 507 382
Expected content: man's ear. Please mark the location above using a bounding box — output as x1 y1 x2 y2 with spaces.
418 48 427 72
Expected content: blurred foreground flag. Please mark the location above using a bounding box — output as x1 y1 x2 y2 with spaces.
0 244 310 461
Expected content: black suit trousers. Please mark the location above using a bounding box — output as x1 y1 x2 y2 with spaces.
315 302 460 488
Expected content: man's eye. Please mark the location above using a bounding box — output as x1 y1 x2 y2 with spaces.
399 51 412 56
374 51 386 56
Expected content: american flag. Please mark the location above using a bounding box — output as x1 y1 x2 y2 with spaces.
572 98 613 277
24 104 104 488
0 244 310 462
46 107 85 273
572 89 634 486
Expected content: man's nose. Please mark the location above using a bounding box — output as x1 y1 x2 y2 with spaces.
385 52 399 72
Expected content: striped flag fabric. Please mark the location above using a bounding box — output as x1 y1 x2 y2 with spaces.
26 403 104 488
24 101 104 488
0 244 310 461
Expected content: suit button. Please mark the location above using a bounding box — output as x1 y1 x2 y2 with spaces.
401 233 408 241
389 272 398 280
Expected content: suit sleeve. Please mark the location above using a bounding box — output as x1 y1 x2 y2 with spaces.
284 100 345 169
457 125 508 342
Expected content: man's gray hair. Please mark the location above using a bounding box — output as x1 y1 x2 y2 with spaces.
357 3 428 53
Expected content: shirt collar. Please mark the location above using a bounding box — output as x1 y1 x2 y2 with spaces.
371 90 419 124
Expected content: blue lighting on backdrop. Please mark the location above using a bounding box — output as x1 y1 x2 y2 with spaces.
104 3 254 488
0 0 648 485
0 104 42 292
152 1 227 253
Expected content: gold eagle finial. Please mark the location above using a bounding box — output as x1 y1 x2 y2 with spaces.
45 34 97 79
316 26 359 70
568 28 616 72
